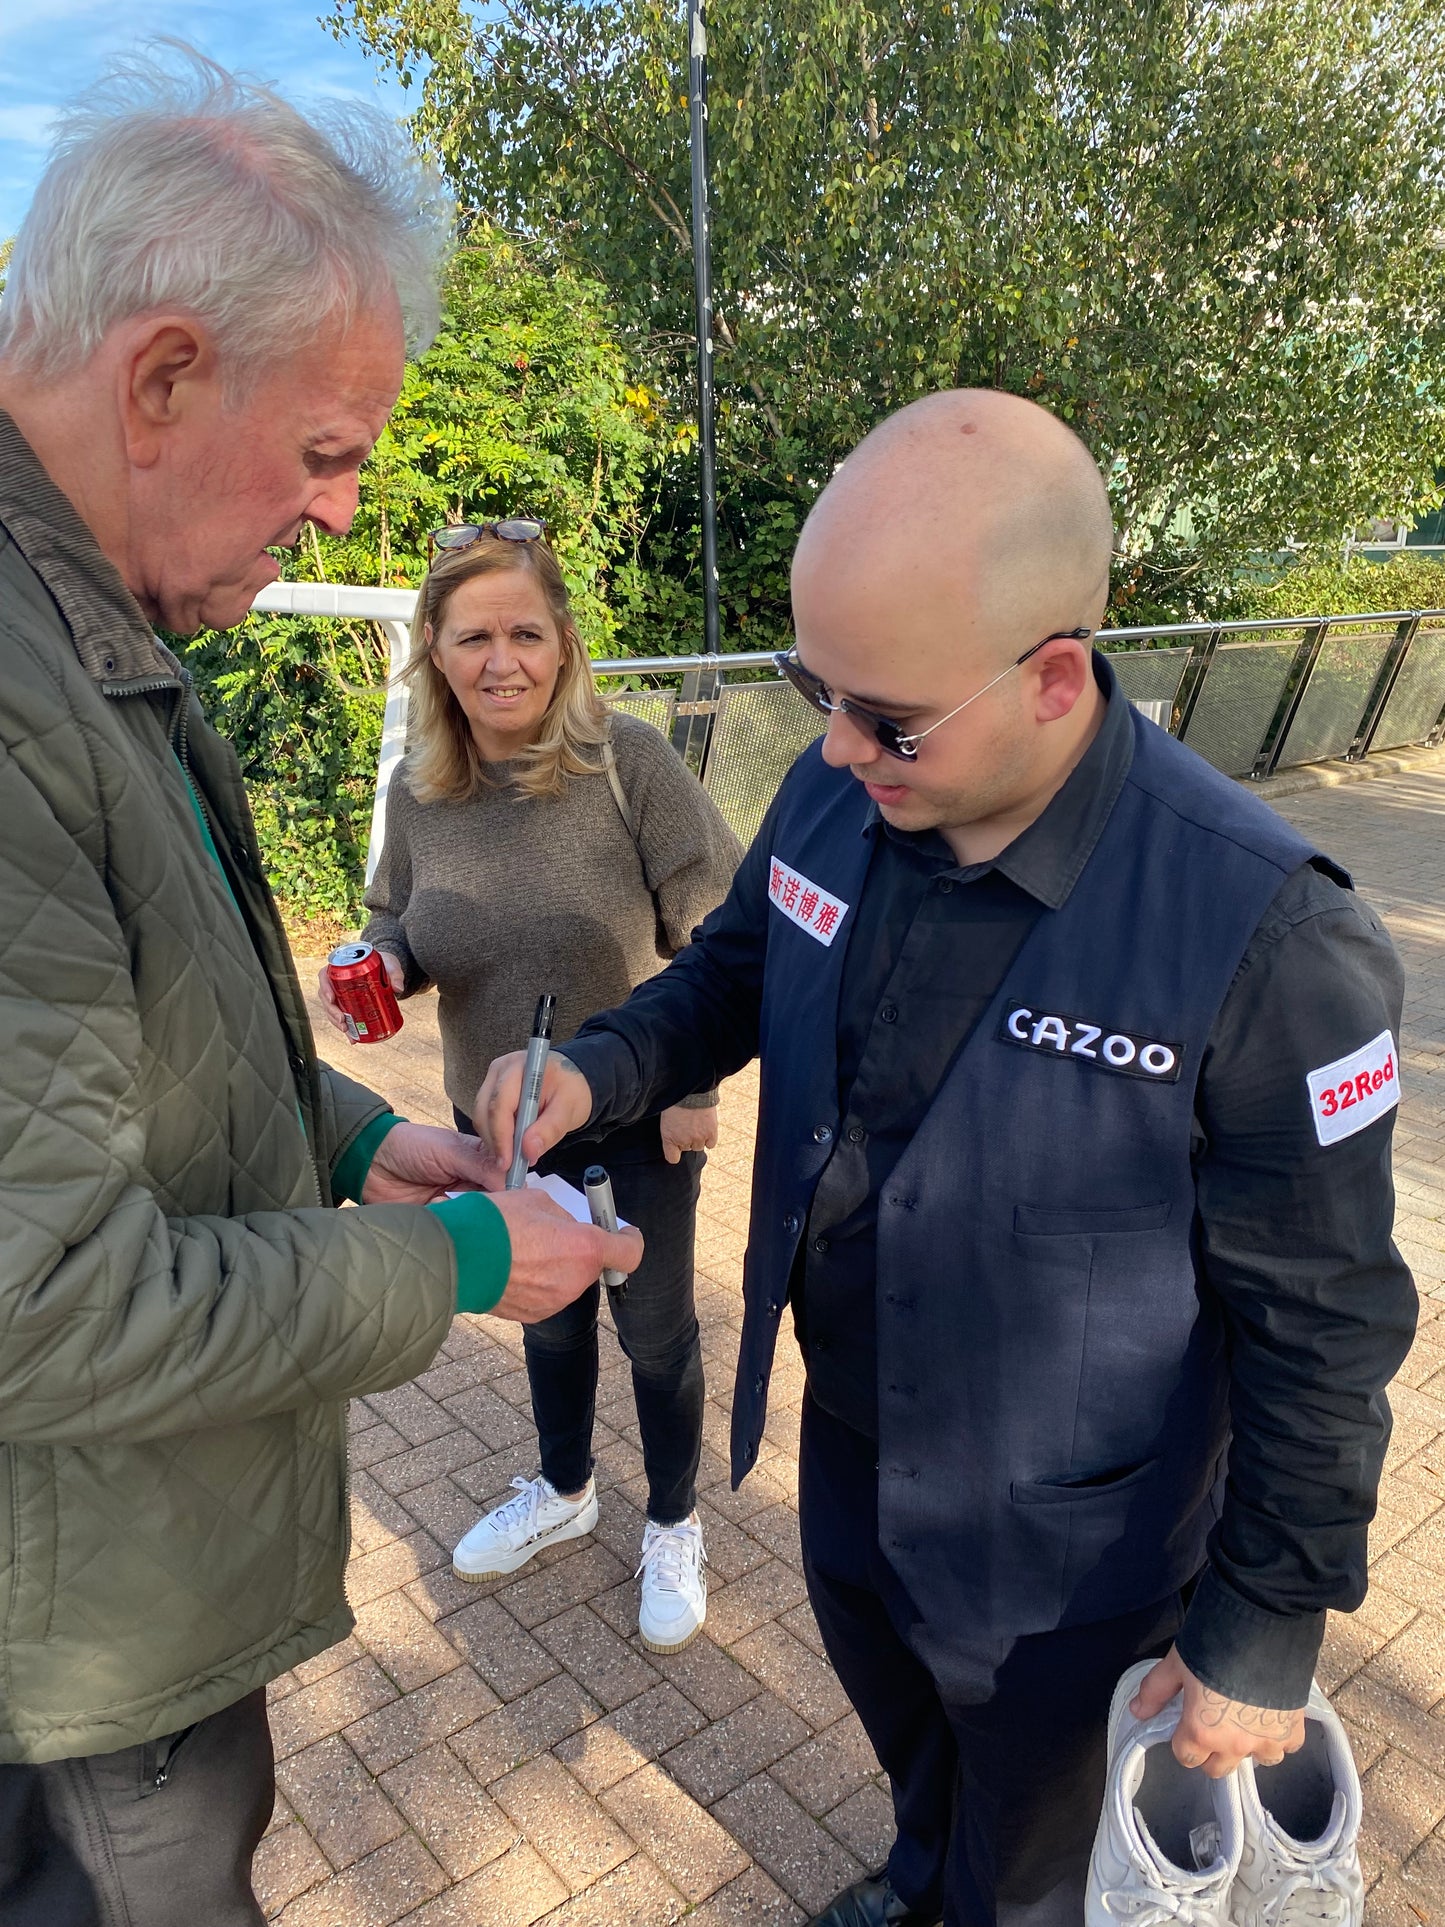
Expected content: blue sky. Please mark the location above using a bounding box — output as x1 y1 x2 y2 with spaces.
0 2 413 239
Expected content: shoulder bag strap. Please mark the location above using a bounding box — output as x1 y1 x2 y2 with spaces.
600 721 641 847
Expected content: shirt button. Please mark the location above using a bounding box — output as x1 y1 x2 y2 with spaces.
847 1125 866 1144
783 1212 800 1235
880 1002 898 1024
754 1375 765 1394
939 878 955 894
813 1235 829 1254
813 1124 833 1144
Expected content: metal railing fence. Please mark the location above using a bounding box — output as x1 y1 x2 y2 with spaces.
250 586 1445 868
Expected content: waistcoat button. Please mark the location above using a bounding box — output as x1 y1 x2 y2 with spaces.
813 1124 833 1144
783 1212 800 1235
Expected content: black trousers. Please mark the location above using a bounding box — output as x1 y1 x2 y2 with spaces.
456 1110 707 1524
798 1396 1187 1927
0 1690 274 1927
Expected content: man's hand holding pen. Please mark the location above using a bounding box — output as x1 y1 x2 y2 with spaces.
473 1052 597 1184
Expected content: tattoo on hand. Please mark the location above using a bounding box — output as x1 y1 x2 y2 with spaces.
1195 1689 1296 1739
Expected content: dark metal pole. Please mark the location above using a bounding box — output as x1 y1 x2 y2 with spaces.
688 0 721 655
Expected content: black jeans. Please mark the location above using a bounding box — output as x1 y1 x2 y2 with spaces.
0 1690 274 1927
798 1395 1187 1927
456 1109 706 1525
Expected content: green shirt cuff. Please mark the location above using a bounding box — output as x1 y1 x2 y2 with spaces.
428 1192 512 1314
331 1112 404 1205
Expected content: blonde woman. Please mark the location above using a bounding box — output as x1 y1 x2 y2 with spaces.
319 521 740 1650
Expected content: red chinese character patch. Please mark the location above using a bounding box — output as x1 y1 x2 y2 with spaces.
767 858 850 947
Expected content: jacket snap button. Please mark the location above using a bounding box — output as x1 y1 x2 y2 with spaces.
813 1124 832 1144
880 1002 898 1024
783 1212 800 1235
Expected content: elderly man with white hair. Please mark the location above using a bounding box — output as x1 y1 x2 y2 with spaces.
0 47 640 1926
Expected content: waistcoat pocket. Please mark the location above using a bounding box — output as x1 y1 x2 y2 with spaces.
1010 1456 1160 1505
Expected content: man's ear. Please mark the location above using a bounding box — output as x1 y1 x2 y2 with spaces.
1032 637 1094 724
118 319 218 469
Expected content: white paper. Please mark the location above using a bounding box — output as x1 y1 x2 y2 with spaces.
444 1172 632 1229
529 1171 634 1230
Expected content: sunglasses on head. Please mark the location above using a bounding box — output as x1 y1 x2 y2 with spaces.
426 517 548 565
773 628 1093 762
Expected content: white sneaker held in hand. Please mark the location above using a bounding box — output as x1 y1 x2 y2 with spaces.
1087 1658 1244 1927
1231 1681 1363 1927
636 1513 707 1653
452 1473 598 1580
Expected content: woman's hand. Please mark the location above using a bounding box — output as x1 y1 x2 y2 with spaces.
316 948 405 1034
659 1103 719 1165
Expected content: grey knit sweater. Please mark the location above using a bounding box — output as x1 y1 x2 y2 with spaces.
362 714 742 1115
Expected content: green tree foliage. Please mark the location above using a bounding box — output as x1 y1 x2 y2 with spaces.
1225 552 1445 621
185 233 670 919
331 0 1445 627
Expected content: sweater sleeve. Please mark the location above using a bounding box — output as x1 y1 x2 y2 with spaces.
361 767 431 997
613 717 743 957
611 718 741 1108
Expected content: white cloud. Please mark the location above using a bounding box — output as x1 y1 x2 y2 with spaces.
0 104 57 148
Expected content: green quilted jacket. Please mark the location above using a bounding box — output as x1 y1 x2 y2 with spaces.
0 414 461 1763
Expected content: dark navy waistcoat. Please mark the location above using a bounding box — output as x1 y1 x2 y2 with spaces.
733 707 1336 1663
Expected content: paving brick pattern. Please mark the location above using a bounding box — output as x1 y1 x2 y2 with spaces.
268 764 1445 1925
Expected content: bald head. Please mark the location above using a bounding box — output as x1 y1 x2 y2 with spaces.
793 390 1113 669
790 391 1118 866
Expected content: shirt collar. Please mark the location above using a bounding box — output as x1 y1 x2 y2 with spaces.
864 652 1134 910
0 408 175 687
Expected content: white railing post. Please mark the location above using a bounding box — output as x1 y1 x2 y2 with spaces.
366 619 412 886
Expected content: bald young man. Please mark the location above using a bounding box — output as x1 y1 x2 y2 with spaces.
475 393 1414 1926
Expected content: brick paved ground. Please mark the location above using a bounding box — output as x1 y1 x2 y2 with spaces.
269 762 1445 1927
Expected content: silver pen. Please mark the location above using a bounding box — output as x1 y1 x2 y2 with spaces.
583 1165 628 1302
506 994 557 1190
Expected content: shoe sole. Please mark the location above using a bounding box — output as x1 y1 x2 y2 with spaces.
639 1619 704 1655
453 1502 598 1581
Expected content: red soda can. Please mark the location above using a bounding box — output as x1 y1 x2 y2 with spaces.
327 942 403 1044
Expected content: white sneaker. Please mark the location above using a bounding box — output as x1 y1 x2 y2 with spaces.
452 1474 598 1580
636 1514 707 1653
1087 1659 1244 1927
1231 1682 1363 1926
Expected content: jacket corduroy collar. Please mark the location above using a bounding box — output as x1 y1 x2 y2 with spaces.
0 407 173 687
